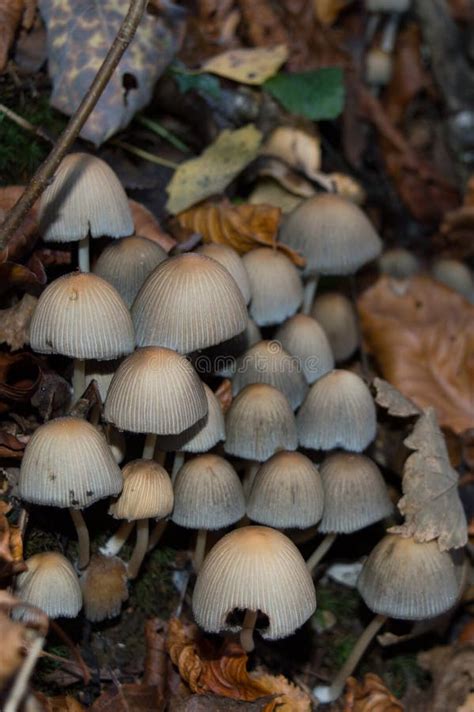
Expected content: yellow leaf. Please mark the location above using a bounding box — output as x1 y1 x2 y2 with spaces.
201 45 288 85
166 125 262 215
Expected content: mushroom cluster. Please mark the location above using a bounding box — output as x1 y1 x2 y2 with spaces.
16 153 467 706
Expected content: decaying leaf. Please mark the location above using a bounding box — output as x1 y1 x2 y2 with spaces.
0 352 42 411
0 508 26 578
0 611 28 689
0 186 39 263
389 408 468 550
200 45 288 85
34 694 86 712
0 428 28 458
373 377 421 419
38 0 178 145
418 644 474 712
343 673 403 712
169 694 273 711
167 618 311 712
166 125 263 214
313 0 354 26
237 0 288 48
129 200 176 252
248 179 303 213
175 199 304 266
358 276 474 434
215 379 232 414
0 0 36 72
0 293 37 351
90 683 163 711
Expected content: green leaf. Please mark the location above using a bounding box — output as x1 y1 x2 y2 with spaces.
174 71 222 101
264 67 345 121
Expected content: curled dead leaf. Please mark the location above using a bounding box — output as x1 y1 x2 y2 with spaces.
129 199 176 252
343 673 403 712
0 185 39 263
0 611 28 690
358 275 474 435
0 352 42 412
214 379 232 414
418 644 474 712
175 199 304 266
0 509 26 578
0 293 37 351
34 694 86 712
373 378 420 419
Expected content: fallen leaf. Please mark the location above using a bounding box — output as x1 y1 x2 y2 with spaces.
264 67 345 121
248 179 303 213
0 429 27 458
31 370 71 420
0 0 36 72
418 644 474 712
167 618 311 711
200 45 288 85
0 293 37 351
129 200 176 252
143 618 168 691
389 408 468 550
0 352 42 410
91 684 163 711
166 125 263 214
0 186 39 263
314 0 354 26
175 199 304 266
358 275 474 434
261 126 321 180
0 611 28 688
343 673 403 712
34 694 86 712
0 509 26 579
0 254 46 294
237 0 289 47
170 694 273 711
373 377 421 418
214 379 232 414
38 0 178 145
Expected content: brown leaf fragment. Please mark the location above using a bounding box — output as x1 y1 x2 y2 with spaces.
0 429 27 458
358 275 474 435
237 0 289 47
373 378 420 418
0 0 36 72
170 694 274 711
90 683 163 712
31 370 71 420
313 0 354 26
0 293 37 351
0 610 28 688
34 693 86 711
215 379 232 414
418 644 474 712
129 199 176 252
0 186 40 263
343 673 404 712
388 408 468 550
0 509 26 579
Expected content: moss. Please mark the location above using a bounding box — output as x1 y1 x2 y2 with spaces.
317 583 359 624
327 632 359 669
129 545 176 616
384 652 429 698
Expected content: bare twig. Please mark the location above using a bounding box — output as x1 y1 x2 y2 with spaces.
0 103 54 145
0 0 149 249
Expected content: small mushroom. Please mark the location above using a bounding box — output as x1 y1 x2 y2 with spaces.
378 247 420 279
197 244 251 304
80 554 128 622
15 552 82 619
311 292 359 362
275 314 334 384
431 258 474 301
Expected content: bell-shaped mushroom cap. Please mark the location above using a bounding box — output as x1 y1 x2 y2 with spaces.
279 194 382 277
181 384 225 453
357 534 459 620
29 272 135 360
192 526 316 639
225 384 298 461
233 340 308 410
80 554 128 622
94 236 168 307
19 417 122 508
275 314 334 384
242 248 304 326
247 451 324 529
378 248 419 280
40 153 133 242
312 292 358 362
431 258 474 301
109 459 174 521
172 454 245 530
104 347 207 435
15 552 82 619
132 253 247 353
298 370 376 452
319 452 392 533
197 244 251 304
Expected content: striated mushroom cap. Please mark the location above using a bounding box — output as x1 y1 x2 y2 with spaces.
15 552 82 619
225 384 297 461
357 534 459 620
197 244 251 304
110 459 174 521
192 526 316 639
172 454 245 530
297 370 376 452
132 253 247 353
94 236 168 307
104 347 207 435
242 247 304 325
312 292 359 362
275 314 334 384
233 340 308 410
279 194 382 277
19 417 122 509
319 452 393 533
247 451 324 529
29 272 134 360
40 153 133 242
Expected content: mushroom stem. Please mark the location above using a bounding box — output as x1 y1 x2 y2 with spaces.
78 235 90 272
100 520 135 556
72 358 86 401
313 614 387 703
171 451 185 484
69 508 90 570
193 528 208 572
147 519 168 552
142 433 157 459
242 461 259 498
127 518 149 580
4 633 45 712
302 275 319 315
240 609 258 653
306 532 338 575
381 12 400 53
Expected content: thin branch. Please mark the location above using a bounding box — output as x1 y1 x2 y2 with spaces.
0 103 54 144
0 0 149 249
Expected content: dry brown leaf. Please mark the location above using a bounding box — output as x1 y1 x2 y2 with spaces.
34 694 86 712
0 352 42 412
128 200 176 252
0 509 26 578
437 177 474 259
0 186 39 263
237 0 289 47
343 673 403 712
0 611 28 689
358 275 474 435
313 0 354 26
388 408 468 550
373 377 421 419
176 199 304 266
167 618 311 711
0 293 37 350
0 0 36 72
215 379 232 414
418 644 474 712
90 684 163 711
